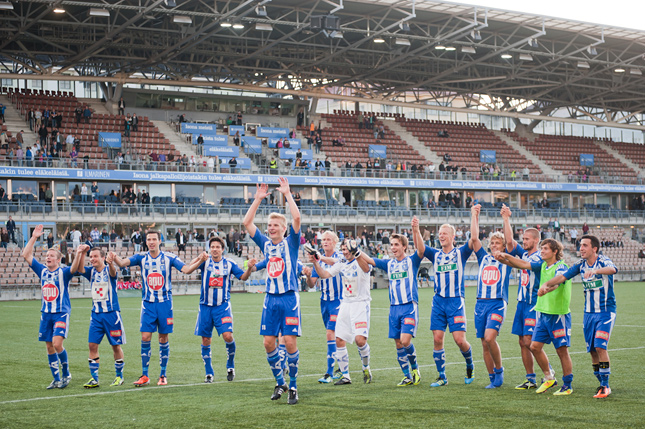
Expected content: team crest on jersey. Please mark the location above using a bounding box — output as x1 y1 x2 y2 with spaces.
42 283 59 302
481 266 501 286
209 276 223 288
147 272 165 290
520 270 530 287
166 318 174 325
552 329 565 338
55 321 66 328
221 317 233 324
110 330 122 337
454 316 465 324
595 331 610 340
268 257 285 278
403 318 416 326
330 315 337 322
355 321 368 329
491 313 504 322
524 318 536 326
285 317 299 325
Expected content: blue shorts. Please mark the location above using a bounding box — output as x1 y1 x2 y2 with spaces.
140 300 174 334
89 311 126 346
583 312 616 353
260 291 301 337
195 303 234 338
320 299 341 331
474 299 507 338
39 312 70 342
388 302 418 339
511 301 537 337
430 295 467 332
532 313 571 349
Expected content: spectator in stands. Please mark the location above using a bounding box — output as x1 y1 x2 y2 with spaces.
16 146 24 166
638 171 643 185
236 111 243 125
428 198 436 209
70 147 78 168
332 135 344 146
27 108 34 131
315 133 322 154
34 109 42 128
582 222 589 236
0 130 7 150
83 105 92 123
42 108 50 128
124 114 132 138
6 216 15 244
118 97 126 115
522 166 530 181
38 124 48 148
1 228 9 249
14 129 24 148
355 160 363 175
297 109 304 127
148 151 158 170
438 129 449 138
74 105 82 124
229 157 238 174
175 229 187 255
25 146 34 167
309 121 315 137
90 227 100 243
54 110 63 128
233 130 240 146
283 139 290 149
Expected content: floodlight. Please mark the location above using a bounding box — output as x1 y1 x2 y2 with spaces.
89 8 110 17
255 23 273 31
461 46 476 54
395 38 411 46
0 2 14 10
173 15 192 24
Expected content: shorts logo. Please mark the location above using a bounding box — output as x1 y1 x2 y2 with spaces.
553 329 566 338
329 315 337 322
166 318 174 325
524 318 536 326
454 316 465 324
147 272 165 291
481 266 501 286
595 331 610 340
355 321 368 329
268 257 285 278
285 317 299 325
491 314 504 322
55 321 66 328
42 283 59 302
404 318 416 326
221 317 233 324
110 330 122 337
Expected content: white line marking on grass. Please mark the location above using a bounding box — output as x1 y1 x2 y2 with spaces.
2 346 643 406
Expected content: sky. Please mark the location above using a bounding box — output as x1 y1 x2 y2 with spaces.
455 0 645 31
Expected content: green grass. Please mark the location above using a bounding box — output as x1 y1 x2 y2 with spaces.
1 283 645 428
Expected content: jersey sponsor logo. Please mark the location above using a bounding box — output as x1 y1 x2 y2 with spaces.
221 316 233 324
437 263 457 273
147 272 165 291
491 313 504 322
285 317 299 326
166 318 174 325
404 317 416 326
520 270 530 288
42 283 59 302
582 279 603 290
329 315 337 322
390 271 408 281
524 318 536 326
552 329 566 338
55 321 66 328
454 316 465 324
110 330 122 337
481 266 501 286
268 257 285 279
595 330 610 340
209 276 223 288
355 321 368 329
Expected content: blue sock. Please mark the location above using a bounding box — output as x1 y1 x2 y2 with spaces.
278 344 287 371
58 349 70 378
405 344 418 370
433 349 446 379
201 345 213 376
599 362 610 387
527 373 536 384
327 340 337 375
493 367 504 387
159 341 170 377
461 347 474 369
48 353 61 381
115 359 124 378
562 373 573 388
397 347 410 377
287 350 300 390
225 341 236 369
89 359 100 381
266 348 285 386
489 373 495 383
141 341 151 377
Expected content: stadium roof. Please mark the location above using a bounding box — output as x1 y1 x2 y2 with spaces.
1 0 644 125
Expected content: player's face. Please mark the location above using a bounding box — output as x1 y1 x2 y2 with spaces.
147 234 160 252
390 238 405 258
489 237 505 253
45 250 61 269
341 244 353 261
321 235 335 253
210 241 223 259
89 250 104 268
267 219 286 241
540 243 553 260
438 226 454 247
579 238 597 260
523 232 538 251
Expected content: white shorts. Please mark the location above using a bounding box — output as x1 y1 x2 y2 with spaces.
335 300 370 344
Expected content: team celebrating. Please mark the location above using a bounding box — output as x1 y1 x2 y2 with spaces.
26 177 618 404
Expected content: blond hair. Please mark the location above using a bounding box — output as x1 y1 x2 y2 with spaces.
268 212 287 230
524 228 540 240
439 223 456 236
47 248 63 261
490 231 505 244
322 230 339 244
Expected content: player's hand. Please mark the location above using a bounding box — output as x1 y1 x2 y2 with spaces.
106 252 115 264
302 266 312 277
583 269 595 280
32 224 44 238
303 243 320 261
200 251 209 262
77 244 90 254
248 258 257 268
411 216 419 229
491 249 502 259
254 183 269 200
500 204 511 219
347 239 361 258
276 176 290 196
537 286 548 297
471 204 481 216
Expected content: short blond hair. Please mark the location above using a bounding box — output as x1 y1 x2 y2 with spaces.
490 231 505 244
524 228 540 240
439 224 456 236
268 212 287 230
322 230 339 244
47 248 63 260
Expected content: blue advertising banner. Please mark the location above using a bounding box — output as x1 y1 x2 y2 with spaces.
98 132 122 148
368 144 387 158
580 154 594 166
279 149 313 160
220 158 251 170
242 137 261 146
181 123 218 133
257 127 289 138
204 146 240 157
196 134 228 146
243 142 262 154
268 138 301 149
228 125 245 136
480 150 497 163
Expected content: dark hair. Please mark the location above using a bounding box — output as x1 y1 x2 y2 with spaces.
147 230 161 240
209 236 225 248
540 238 563 261
89 247 106 258
390 233 408 248
580 234 600 253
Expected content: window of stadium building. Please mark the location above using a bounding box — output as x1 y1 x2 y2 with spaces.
149 184 171 199
175 184 203 200
11 180 37 198
473 191 491 204
216 185 244 203
493 192 510 205
67 181 114 199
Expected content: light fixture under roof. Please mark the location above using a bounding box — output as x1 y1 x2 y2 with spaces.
461 46 476 54
53 7 65 13
435 45 446 50
395 38 411 46
220 20 232 28
255 23 273 31
173 15 192 24
330 30 343 39
470 30 481 40
501 54 513 59
630 68 642 75
444 46 456 51
232 22 244 29
577 61 590 69
519 53 533 61
374 37 385 44
89 8 110 17
527 38 539 48
614 67 626 73
255 5 267 17
587 46 598 55
0 1 14 10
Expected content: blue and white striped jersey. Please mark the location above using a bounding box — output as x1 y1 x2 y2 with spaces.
564 255 617 313
80 265 119 313
129 251 185 303
198 257 244 306
511 244 542 305
424 243 473 298
251 225 301 295
30 260 75 314
311 251 343 301
475 248 512 302
373 253 422 305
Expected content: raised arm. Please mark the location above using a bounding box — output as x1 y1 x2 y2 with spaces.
469 204 482 251
239 258 257 281
276 177 301 233
501 204 517 252
22 224 44 266
181 252 209 274
311 258 332 279
411 216 424 258
105 250 118 278
111 251 131 268
494 252 531 269
242 183 269 238
71 244 89 274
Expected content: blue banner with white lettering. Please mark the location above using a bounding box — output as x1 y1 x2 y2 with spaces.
228 125 245 136
368 144 387 158
181 123 218 133
257 127 289 138
196 134 228 146
220 158 251 170
243 141 262 154
580 154 594 166
269 138 301 149
480 150 496 163
279 149 313 160
204 146 240 157
98 132 122 148
242 137 261 146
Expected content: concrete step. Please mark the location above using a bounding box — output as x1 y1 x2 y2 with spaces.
594 139 641 177
490 129 560 178
0 94 38 144
384 118 443 165
77 98 111 116
154 120 196 157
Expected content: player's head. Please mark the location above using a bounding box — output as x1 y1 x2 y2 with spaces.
146 230 161 252
267 212 287 241
45 248 62 270
522 228 540 252
579 235 600 260
539 239 563 262
390 234 408 259
209 236 225 259
489 231 505 253
89 247 106 268
321 231 339 254
438 223 455 248
340 239 354 261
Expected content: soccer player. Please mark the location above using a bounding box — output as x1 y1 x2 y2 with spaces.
74 245 126 388
309 239 373 385
23 224 83 389
112 231 203 387
359 217 423 387
243 176 302 405
495 239 574 396
500 205 543 389
541 235 617 398
304 231 344 383
470 205 512 388
423 212 476 387
194 236 256 383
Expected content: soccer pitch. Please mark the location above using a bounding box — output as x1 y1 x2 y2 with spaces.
1 283 644 428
